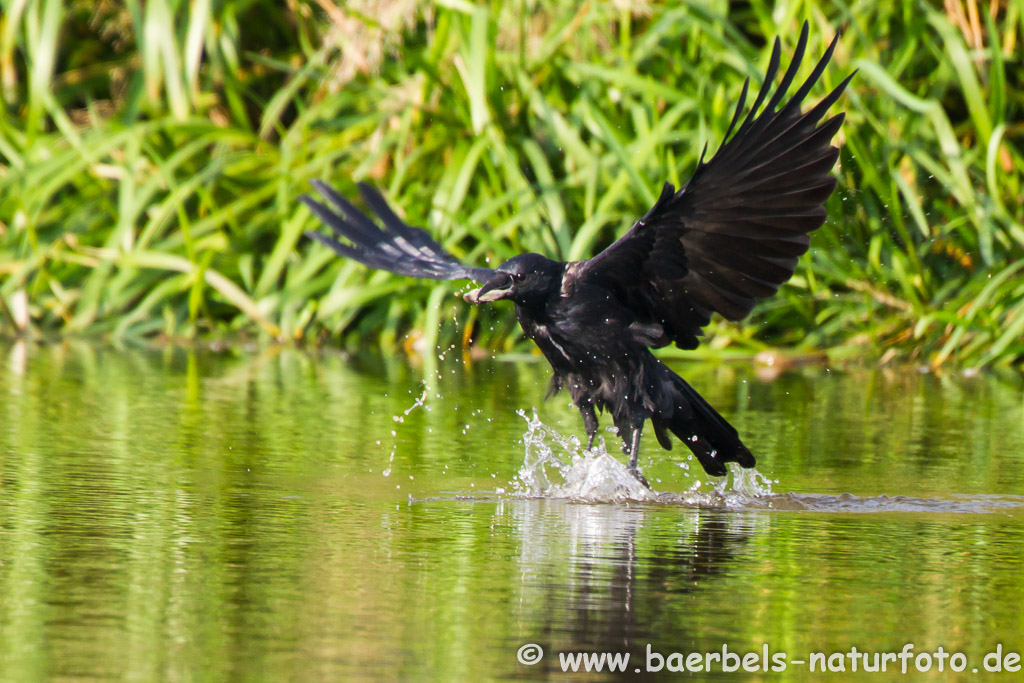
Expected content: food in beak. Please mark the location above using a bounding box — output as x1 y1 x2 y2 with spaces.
464 273 514 303
464 286 507 304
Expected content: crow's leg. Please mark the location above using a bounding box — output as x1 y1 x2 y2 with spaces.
627 426 650 488
577 402 599 450
627 426 641 470
617 420 650 489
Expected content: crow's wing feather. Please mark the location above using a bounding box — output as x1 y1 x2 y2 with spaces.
302 180 495 282
578 23 852 349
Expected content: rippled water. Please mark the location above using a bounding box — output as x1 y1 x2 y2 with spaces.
1 341 1023 678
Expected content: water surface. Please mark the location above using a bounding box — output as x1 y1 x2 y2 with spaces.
1 342 1023 679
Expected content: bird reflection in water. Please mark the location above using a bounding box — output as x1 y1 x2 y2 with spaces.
501 501 761 676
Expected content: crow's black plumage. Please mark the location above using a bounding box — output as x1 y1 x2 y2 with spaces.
301 25 852 484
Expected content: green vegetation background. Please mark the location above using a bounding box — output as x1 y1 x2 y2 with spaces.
1 0 1021 367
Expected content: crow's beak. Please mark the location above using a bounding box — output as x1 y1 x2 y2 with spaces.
464 273 513 304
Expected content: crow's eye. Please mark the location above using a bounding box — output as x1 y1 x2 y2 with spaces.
514 272 526 282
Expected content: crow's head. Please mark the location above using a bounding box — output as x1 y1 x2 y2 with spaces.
464 253 562 306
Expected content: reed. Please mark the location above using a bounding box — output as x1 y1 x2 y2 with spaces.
1 0 1021 367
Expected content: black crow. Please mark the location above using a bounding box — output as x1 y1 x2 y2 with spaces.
301 25 852 485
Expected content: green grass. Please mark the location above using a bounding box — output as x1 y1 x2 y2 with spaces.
1 0 1022 368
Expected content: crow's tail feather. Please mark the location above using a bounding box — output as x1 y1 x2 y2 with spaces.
655 373 755 477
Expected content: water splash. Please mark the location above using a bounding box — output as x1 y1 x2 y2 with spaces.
511 409 656 502
382 384 431 479
509 409 781 505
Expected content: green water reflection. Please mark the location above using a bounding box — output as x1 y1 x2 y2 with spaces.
1 342 1022 679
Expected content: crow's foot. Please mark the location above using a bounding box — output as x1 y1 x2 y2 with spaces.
628 466 651 490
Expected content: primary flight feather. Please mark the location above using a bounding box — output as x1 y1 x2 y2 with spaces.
301 24 851 484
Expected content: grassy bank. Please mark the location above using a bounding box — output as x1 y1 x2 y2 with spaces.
1 0 1022 367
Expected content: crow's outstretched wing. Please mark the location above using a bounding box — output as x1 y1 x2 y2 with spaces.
302 180 496 282
576 23 853 349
